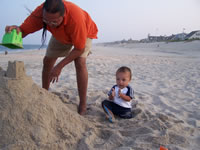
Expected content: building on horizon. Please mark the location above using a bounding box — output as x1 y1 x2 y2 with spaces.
185 30 200 40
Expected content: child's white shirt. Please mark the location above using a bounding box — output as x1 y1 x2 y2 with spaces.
113 86 132 108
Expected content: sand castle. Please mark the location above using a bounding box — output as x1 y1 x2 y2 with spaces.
0 61 27 79
6 61 26 78
0 61 92 150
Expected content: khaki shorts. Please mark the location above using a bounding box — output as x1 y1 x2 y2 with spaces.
45 36 92 58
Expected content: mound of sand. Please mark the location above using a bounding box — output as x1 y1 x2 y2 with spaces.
0 61 91 150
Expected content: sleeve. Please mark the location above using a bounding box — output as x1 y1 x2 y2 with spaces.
70 20 87 50
126 86 134 99
69 6 88 50
20 4 44 36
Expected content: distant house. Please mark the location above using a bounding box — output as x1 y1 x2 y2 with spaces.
147 33 187 42
147 35 167 42
170 33 187 41
185 30 200 40
165 35 175 41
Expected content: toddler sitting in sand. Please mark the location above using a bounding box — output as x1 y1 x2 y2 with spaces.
102 66 134 122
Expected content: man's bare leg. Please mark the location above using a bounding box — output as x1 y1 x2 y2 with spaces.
74 57 88 115
42 56 57 90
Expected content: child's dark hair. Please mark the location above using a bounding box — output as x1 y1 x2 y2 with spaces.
41 0 65 47
116 66 132 80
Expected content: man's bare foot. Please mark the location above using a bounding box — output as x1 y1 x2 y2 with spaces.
78 105 86 115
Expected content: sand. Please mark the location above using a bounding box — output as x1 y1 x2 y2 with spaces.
0 41 200 150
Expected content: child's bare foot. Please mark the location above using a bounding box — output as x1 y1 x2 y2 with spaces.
103 105 115 123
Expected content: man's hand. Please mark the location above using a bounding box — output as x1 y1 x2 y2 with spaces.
5 25 22 34
49 65 62 83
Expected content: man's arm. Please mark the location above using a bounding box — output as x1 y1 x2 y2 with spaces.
49 48 84 83
5 4 44 38
57 48 84 68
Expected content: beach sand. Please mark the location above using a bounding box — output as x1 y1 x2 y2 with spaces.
0 41 200 150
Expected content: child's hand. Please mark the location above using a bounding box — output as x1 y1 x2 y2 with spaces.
118 89 122 97
109 88 115 100
111 88 115 97
118 89 132 101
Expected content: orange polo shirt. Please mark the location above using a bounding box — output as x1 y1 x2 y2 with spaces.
20 1 98 50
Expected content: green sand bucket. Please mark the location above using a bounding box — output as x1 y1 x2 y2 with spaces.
0 29 23 49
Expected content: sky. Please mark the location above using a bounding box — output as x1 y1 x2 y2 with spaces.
0 0 200 44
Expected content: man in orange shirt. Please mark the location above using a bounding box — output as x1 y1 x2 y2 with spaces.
5 0 98 115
